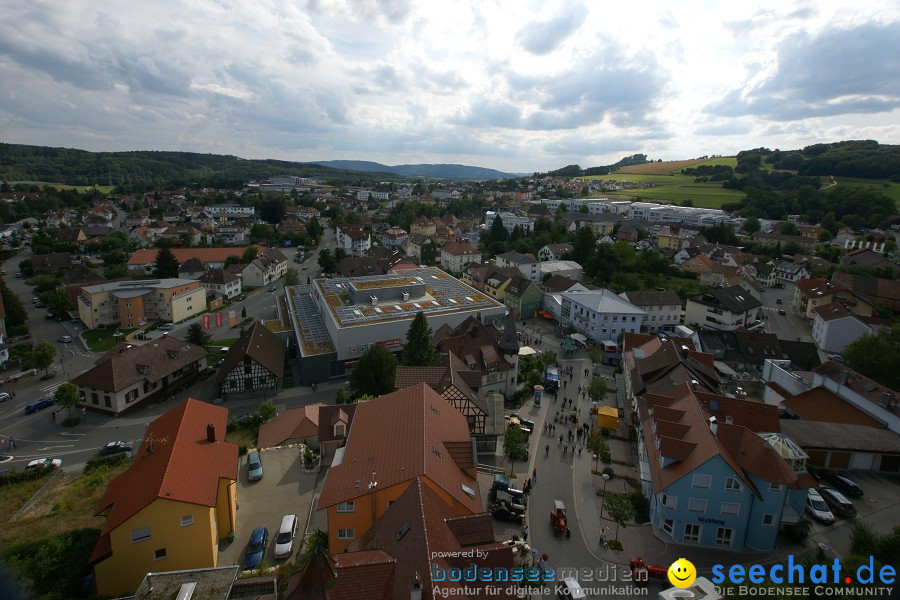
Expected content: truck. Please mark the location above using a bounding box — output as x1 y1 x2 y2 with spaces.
543 365 560 393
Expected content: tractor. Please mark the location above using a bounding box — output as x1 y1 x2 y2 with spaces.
549 500 571 537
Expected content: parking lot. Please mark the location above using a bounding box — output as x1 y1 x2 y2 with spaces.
807 471 900 554
217 446 318 570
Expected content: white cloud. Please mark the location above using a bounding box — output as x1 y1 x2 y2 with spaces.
0 0 898 173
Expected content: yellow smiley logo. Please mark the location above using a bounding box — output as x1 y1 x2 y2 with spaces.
667 558 697 588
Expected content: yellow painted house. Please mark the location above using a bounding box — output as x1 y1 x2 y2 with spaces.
485 273 512 302
318 384 481 553
90 399 238 597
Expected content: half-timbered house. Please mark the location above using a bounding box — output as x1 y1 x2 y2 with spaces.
215 321 285 396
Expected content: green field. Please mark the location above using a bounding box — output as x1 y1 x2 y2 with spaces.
688 156 737 169
585 171 745 208
9 182 116 194
830 177 900 206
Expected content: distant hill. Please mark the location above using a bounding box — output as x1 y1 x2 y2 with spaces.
314 160 524 180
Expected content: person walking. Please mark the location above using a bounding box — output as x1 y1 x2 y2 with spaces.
8 437 16 450
532 468 537 483
522 525 529 542
52 411 56 423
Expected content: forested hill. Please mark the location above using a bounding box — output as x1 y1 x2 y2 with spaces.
0 143 405 191
737 140 900 179
313 160 522 180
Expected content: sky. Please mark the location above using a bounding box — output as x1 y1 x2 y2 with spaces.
1 0 900 174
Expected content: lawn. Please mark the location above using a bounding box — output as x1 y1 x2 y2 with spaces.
585 171 745 208
617 159 710 175
82 328 135 353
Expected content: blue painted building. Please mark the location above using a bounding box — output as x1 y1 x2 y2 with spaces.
638 383 811 550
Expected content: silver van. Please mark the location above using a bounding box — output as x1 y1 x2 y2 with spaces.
274 514 299 558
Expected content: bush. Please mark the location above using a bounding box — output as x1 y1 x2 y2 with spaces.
602 467 615 478
599 448 612 463
628 488 650 524
608 539 624 551
785 521 811 544
83 453 130 474
2 528 99 599
238 445 248 456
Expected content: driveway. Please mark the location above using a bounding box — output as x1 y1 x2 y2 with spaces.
218 446 317 570
808 471 900 552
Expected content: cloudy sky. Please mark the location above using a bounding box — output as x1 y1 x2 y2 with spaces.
1 0 899 173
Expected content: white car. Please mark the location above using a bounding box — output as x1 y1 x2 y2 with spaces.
274 514 299 558
159 323 174 330
806 489 835 524
26 458 62 470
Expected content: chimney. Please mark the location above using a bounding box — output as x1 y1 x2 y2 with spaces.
206 424 216 443
880 392 893 408
680 345 690 358
410 572 423 600
840 371 850 385
708 416 718 436
725 415 734 425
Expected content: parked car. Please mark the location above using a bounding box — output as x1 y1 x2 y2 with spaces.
806 489 835 523
267 286 278 292
158 323 174 330
819 486 857 518
274 514 299 558
775 298 783 304
214 358 225 368
247 450 263 481
557 577 587 599
25 398 55 414
826 353 845 363
15 272 23 277
817 469 863 497
45 312 56 320
244 527 268 569
98 441 133 457
26 457 62 470
237 294 247 301
57 335 73 343
0 392 11 403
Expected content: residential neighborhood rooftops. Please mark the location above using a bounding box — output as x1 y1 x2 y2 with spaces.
689 285 762 314
74 337 207 393
620 290 683 306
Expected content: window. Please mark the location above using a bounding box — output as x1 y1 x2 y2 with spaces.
683 523 701 544
660 494 676 509
724 477 742 492
720 502 740 516
130 526 151 543
663 519 674 535
688 499 707 513
337 528 355 540
762 514 775 527
337 501 355 513
769 483 783 493
715 527 733 547
154 548 167 561
181 515 193 527
692 474 711 489
334 423 346 436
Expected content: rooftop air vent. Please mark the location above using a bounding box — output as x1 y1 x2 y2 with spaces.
402 292 410 301
370 295 378 306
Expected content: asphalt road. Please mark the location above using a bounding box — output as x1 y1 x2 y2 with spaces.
759 283 814 344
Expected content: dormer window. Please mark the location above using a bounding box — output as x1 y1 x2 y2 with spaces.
333 422 346 437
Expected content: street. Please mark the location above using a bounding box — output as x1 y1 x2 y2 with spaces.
760 283 813 343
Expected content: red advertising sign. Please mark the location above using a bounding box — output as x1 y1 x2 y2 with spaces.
215 312 223 327
377 338 402 348
202 314 210 331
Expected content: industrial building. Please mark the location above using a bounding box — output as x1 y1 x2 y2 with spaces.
284 267 507 384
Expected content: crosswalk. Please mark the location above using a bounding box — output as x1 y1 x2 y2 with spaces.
41 381 65 395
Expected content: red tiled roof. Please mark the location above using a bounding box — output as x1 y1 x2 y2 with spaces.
695 391 781 433
258 404 324 449
784 387 885 427
318 384 480 513
90 399 237 563
126 245 266 266
318 404 358 446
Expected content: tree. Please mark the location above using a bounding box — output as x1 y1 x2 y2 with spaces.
54 383 79 419
490 215 508 242
241 306 247 318
842 325 900 391
283 267 300 287
260 199 286 224
573 226 596 262
335 387 350 405
45 288 74 319
224 254 242 267
318 249 337 274
588 346 605 365
241 246 259 264
185 322 212 348
1 283 29 336
503 424 528 475
29 340 56 375
259 400 277 422
742 217 761 235
588 377 608 403
153 247 180 278
306 217 323 240
605 495 635 542
779 221 800 236
349 345 397 398
333 248 347 262
420 241 436 265
404 312 437 366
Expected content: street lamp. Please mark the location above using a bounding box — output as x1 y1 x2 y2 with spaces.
599 473 610 520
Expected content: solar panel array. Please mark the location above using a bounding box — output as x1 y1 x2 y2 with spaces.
288 285 335 356
318 267 502 328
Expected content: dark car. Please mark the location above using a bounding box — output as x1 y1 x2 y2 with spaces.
267 286 278 292
98 441 133 457
817 469 863 498
57 335 74 343
25 398 55 414
244 527 268 569
778 309 786 315
819 486 857 518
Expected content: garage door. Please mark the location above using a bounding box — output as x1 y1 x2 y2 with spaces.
849 453 874 471
828 452 851 469
879 454 900 473
807 450 827 467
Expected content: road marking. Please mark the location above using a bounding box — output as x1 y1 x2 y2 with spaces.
41 382 64 394
37 445 74 451
59 432 86 437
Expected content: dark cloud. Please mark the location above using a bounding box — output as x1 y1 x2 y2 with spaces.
707 22 900 120
516 3 586 55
